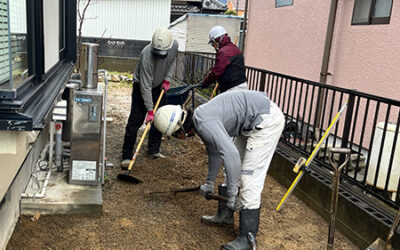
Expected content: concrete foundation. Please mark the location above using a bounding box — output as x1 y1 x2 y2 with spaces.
21 170 102 216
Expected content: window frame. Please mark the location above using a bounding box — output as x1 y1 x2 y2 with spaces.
0 0 40 100
351 0 394 25
59 0 66 59
275 0 294 8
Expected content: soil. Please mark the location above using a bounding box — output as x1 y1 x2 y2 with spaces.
7 82 359 250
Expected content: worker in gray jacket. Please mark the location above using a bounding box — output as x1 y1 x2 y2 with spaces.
121 28 178 169
194 90 285 249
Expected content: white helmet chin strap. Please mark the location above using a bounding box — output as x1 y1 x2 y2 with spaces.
177 109 188 132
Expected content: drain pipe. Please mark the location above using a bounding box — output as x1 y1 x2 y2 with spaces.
54 121 63 172
240 0 249 53
21 122 54 199
314 0 339 140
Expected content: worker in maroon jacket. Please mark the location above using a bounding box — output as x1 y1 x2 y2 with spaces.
200 26 247 92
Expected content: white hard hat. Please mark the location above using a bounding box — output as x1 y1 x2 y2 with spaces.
154 105 188 136
151 28 173 57
208 26 227 44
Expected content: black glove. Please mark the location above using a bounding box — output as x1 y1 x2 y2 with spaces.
199 81 208 89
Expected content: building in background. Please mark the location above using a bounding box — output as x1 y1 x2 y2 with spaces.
224 0 246 16
78 0 172 72
171 0 202 22
245 0 399 101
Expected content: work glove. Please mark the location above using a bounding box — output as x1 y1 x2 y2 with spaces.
145 110 154 124
161 80 170 92
200 181 214 198
227 195 244 211
199 81 208 89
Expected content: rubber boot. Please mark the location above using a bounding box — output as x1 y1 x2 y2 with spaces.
222 208 260 250
201 185 234 227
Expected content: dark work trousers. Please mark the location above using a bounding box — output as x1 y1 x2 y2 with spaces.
122 82 167 159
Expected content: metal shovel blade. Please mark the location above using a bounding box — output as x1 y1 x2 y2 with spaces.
117 173 142 184
365 238 389 250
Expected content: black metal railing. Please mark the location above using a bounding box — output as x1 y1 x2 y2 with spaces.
174 52 400 209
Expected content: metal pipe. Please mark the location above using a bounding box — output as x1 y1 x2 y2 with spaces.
99 69 109 185
315 0 339 139
55 122 63 172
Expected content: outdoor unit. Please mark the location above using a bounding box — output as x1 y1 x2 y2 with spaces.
69 43 103 185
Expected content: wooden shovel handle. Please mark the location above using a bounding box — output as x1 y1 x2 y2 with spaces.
128 89 165 171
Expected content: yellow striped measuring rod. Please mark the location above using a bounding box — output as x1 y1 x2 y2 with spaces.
276 100 348 212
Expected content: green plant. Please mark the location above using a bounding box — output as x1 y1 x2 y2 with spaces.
224 9 237 16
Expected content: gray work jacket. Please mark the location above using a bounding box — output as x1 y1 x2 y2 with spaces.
193 90 271 197
133 40 178 111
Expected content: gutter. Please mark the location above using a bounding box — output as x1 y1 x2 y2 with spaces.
240 0 249 53
315 0 339 136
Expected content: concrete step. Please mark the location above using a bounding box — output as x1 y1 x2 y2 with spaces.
21 170 102 216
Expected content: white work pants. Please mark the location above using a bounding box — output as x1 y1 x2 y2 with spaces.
228 81 248 91
235 103 284 209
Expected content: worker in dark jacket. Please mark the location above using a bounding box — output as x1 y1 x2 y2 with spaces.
200 26 247 92
121 28 178 169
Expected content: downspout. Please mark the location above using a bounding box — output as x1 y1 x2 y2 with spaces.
240 0 249 53
315 0 339 139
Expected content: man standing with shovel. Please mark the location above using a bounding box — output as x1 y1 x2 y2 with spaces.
157 90 284 249
121 27 178 169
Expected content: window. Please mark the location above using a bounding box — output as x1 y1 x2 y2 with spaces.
352 0 393 25
0 0 34 99
276 0 293 8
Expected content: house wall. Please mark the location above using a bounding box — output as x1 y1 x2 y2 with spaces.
0 130 46 250
245 0 400 101
79 0 171 41
169 17 187 52
245 0 330 81
0 131 39 203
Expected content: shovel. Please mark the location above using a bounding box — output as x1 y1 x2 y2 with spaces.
366 208 400 250
117 89 165 184
146 185 228 202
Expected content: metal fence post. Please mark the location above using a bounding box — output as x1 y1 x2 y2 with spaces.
339 94 355 166
260 72 266 92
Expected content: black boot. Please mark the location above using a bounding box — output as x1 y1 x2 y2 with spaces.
201 185 234 226
222 208 260 250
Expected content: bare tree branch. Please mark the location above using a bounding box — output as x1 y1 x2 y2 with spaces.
76 0 92 71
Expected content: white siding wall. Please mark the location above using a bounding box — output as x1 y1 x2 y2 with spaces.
79 0 171 41
169 18 187 52
186 14 241 53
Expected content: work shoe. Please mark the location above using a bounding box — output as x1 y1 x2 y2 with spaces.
222 208 260 250
120 159 130 170
201 185 234 227
150 152 166 159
